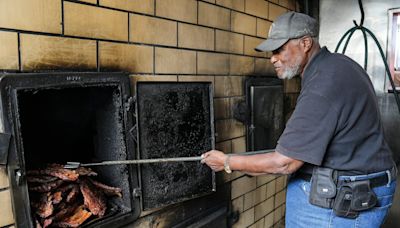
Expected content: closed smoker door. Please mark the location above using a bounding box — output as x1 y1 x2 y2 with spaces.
246 77 284 151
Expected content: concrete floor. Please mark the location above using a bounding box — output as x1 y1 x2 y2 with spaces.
382 171 400 228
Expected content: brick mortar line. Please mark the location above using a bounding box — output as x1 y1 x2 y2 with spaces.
0 28 271 61
176 22 179 48
214 28 217 51
216 131 246 139
17 33 21 72
1 224 16 228
268 0 294 10
64 0 295 21
63 0 276 40
251 209 280 226
153 46 156 74
61 0 65 35
229 171 279 183
197 0 200 24
96 40 99 72
240 201 284 217
127 13 130 43
153 0 156 15
0 186 10 192
196 52 198 75
197 0 294 21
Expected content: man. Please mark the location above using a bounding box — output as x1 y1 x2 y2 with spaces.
201 12 396 227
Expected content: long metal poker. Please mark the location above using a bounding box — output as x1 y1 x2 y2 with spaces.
64 149 275 169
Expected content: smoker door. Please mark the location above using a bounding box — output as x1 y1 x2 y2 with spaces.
135 82 215 210
0 73 140 228
246 77 284 151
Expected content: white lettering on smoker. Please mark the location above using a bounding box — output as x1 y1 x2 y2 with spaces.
66 76 81 81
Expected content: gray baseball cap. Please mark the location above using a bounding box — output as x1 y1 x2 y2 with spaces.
255 11 318 52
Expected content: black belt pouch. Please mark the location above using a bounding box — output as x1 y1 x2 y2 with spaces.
333 180 377 219
309 167 337 208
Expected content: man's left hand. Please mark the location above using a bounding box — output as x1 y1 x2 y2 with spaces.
201 150 227 172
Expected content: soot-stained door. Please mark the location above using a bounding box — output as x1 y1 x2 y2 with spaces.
136 82 215 210
246 77 284 151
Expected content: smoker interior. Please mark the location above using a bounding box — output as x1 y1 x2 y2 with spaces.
16 85 132 218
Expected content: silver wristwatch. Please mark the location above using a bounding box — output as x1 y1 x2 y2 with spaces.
224 155 232 173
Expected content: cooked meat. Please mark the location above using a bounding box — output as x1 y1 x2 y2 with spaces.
28 165 78 181
79 178 106 217
76 167 97 177
42 218 53 228
52 191 63 204
27 175 58 183
57 183 76 194
31 193 54 218
66 184 80 203
42 202 80 228
89 179 122 198
29 180 64 193
53 205 92 227
35 217 43 228
29 163 122 227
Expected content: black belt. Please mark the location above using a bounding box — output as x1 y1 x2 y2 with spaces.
296 169 396 188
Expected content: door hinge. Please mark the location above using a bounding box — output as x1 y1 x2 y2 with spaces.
125 96 135 112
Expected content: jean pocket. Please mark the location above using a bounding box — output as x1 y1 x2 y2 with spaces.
374 194 394 209
372 181 396 208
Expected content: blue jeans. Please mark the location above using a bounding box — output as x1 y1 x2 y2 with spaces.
286 175 396 228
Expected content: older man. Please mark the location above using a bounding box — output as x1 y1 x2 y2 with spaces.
201 12 396 227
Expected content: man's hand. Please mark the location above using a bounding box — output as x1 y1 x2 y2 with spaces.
201 150 227 172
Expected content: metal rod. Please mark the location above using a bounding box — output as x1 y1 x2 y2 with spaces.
66 149 276 168
80 156 203 166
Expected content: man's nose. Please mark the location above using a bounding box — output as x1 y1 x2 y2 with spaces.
270 55 277 64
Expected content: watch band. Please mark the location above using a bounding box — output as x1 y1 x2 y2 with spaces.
224 155 232 173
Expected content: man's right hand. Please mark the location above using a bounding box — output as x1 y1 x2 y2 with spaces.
201 150 226 172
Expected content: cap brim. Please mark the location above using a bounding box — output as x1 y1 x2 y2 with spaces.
255 38 289 52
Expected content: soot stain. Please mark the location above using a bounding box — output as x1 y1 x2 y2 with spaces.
137 83 213 209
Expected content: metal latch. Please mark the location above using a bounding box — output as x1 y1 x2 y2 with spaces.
15 169 23 186
133 188 142 197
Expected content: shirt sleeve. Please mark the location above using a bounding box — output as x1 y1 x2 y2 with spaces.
276 92 339 165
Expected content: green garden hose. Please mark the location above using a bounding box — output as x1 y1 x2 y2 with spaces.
334 0 400 114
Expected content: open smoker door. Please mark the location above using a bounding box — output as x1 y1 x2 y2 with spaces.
134 82 215 211
1 73 141 228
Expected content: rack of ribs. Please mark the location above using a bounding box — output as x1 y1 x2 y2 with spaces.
27 165 122 227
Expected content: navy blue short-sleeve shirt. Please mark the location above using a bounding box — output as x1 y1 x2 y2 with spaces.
276 47 394 174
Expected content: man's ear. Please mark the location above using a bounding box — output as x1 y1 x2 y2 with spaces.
301 36 313 53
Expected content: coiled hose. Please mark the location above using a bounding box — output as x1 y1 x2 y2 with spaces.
334 0 400 114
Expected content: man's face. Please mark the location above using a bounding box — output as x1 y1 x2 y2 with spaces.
270 39 305 80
